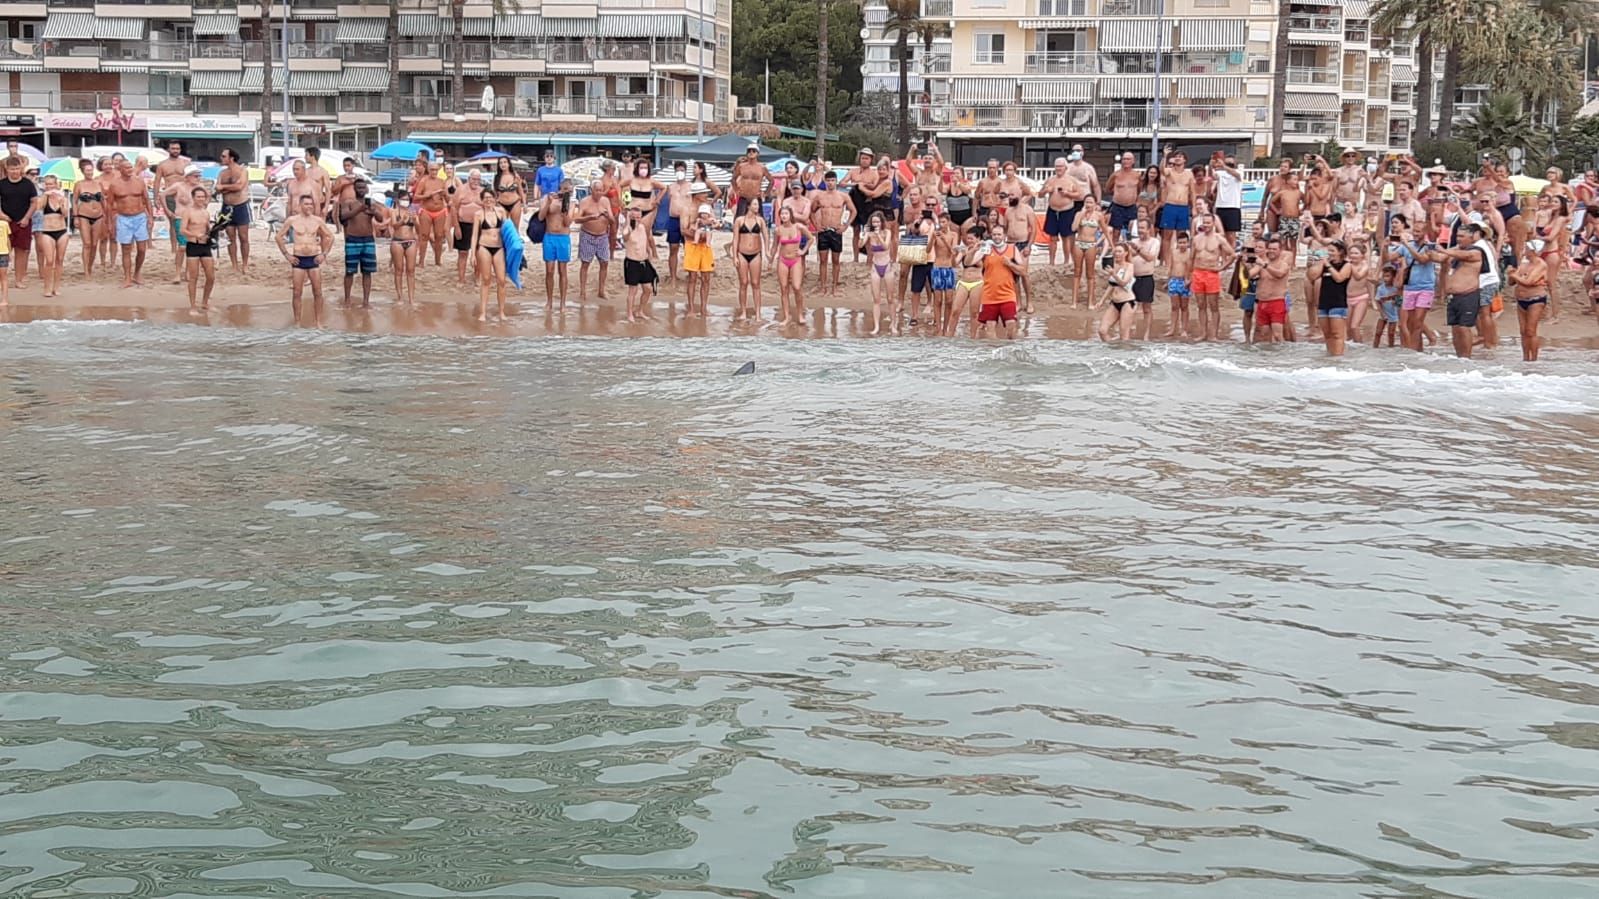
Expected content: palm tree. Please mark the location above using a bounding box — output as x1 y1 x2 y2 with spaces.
884 0 948 154
1460 92 1545 161
1373 0 1499 142
259 5 274 157
387 0 404 139
453 0 522 117
815 0 829 160
1269 0 1290 156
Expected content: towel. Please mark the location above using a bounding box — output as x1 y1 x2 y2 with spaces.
501 218 524 289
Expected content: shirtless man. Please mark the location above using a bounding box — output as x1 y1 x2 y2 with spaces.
810 170 854 297
1436 220 1490 358
1248 236 1294 342
105 156 152 288
975 159 1004 221
1190 213 1235 342
1331 149 1369 220
999 160 1034 206
285 160 325 227
619 206 657 321
306 147 333 211
338 178 389 309
1304 155 1335 223
538 178 574 310
161 165 207 283
330 157 361 227
1157 150 1195 267
1261 158 1298 235
152 140 190 280
1391 181 1426 240
414 161 452 267
844 148 882 260
664 171 693 284
731 143 769 218
453 173 484 286
1066 144 1100 206
274 194 335 327
1002 191 1037 315
217 148 252 272
910 142 947 198
1267 165 1305 255
575 181 614 303
1104 152 1142 251
1128 224 1160 339
1419 165 1450 235
178 185 217 312
1042 157 1089 267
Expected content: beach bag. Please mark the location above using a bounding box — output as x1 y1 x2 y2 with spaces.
526 213 547 244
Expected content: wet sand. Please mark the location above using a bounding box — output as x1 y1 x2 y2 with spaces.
5 234 1598 347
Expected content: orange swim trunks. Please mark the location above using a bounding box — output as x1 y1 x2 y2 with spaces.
1191 268 1222 294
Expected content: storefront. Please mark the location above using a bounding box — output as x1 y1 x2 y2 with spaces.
146 114 258 163
42 110 150 156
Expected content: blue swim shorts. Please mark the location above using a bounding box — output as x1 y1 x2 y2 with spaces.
344 237 377 275
543 233 571 263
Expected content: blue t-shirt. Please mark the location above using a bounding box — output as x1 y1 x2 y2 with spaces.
534 164 564 197
1399 243 1436 290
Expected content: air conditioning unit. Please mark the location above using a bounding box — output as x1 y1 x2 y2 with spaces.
735 106 754 122
755 103 774 123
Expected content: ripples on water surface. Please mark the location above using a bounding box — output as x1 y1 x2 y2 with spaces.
3 323 1599 898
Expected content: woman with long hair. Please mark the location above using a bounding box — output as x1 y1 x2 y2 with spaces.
1345 240 1375 344
1136 165 1163 225
1318 240 1354 356
1096 242 1136 342
861 211 897 335
1532 193 1569 321
693 162 723 204
72 158 106 277
769 205 811 326
490 156 525 235
35 174 70 298
469 200 508 322
730 199 767 321
944 225 986 337
1071 202 1106 308
629 159 668 251
386 188 419 305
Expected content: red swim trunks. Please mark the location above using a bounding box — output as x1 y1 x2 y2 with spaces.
977 300 1017 323
1256 297 1288 326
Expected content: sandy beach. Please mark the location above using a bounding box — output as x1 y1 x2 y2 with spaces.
5 232 1598 348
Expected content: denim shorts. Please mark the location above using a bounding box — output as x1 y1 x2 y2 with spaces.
1318 307 1349 319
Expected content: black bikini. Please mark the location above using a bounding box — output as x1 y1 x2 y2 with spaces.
737 221 761 263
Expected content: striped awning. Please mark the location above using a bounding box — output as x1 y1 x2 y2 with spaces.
1177 75 1243 99
398 14 441 37
1179 18 1245 51
1020 79 1092 103
288 70 340 96
495 15 542 37
1284 92 1339 113
290 2 337 19
1344 0 1371 18
94 17 146 40
99 61 151 72
1098 77 1159 99
1287 28 1341 45
544 17 599 37
1019 17 1093 29
240 66 286 92
335 18 387 43
0 60 44 72
1392 62 1416 83
193 13 240 36
598 13 685 37
1099 19 1173 52
190 70 242 95
339 66 390 91
42 14 94 40
462 16 494 36
951 77 1017 104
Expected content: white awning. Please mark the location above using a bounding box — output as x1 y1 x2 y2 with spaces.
290 2 337 19
1019 17 1093 29
288 70 340 96
597 13 685 37
239 66 286 92
1287 29 1342 45
335 18 387 43
94 17 146 40
340 66 390 91
1392 63 1416 83
99 61 150 73
1344 0 1371 18
1284 92 1339 113
1020 79 1092 103
1179 18 1245 51
1176 76 1243 99
1099 19 1173 52
42 14 94 40
545 17 599 37
495 14 542 37
462 16 494 36
950 77 1017 104
193 13 240 36
1098 77 1159 99
398 14 441 37
190 70 242 95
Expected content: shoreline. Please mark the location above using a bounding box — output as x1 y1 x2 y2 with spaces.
4 238 1598 348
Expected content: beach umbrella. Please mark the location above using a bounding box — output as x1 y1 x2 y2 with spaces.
39 157 81 185
766 156 801 173
7 143 47 164
1509 174 1548 195
371 140 435 162
469 150 512 161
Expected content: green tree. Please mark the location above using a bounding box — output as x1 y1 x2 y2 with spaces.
1373 0 1493 141
883 0 948 154
1459 93 1547 164
451 0 521 117
731 0 862 132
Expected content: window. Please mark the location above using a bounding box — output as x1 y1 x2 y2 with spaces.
1037 0 1086 14
149 73 187 96
972 0 1005 8
18 21 40 40
615 76 648 95
1193 0 1228 7
973 31 1005 65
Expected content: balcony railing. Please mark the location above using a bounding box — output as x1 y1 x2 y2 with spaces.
1102 0 1162 14
1282 116 1337 136
1286 66 1338 86
102 41 191 62
244 41 342 61
344 44 389 64
490 95 688 119
922 0 952 15
396 95 451 117
193 96 242 114
1367 79 1390 99
1344 26 1368 43
1339 122 1364 142
1287 15 1341 33
290 97 336 116
1342 75 1365 92
1367 126 1389 145
397 41 488 63
1025 50 1098 75
0 43 44 61
918 102 1247 133
191 40 247 59
54 91 189 111
1391 87 1414 106
338 94 391 113
923 53 950 73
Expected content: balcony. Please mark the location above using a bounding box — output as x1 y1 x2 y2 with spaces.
55 91 190 111
923 52 950 74
191 40 247 60
397 41 488 64
1286 66 1338 86
290 96 336 117
1024 50 1098 75
1282 116 1337 137
1391 86 1413 106
918 102 1247 133
1366 125 1388 145
103 41 191 63
0 42 43 63
1367 79 1390 100
396 95 451 117
1342 75 1365 92
1339 122 1363 143
1344 26 1368 43
489 95 688 120
338 94 391 113
244 41 342 61
1287 15 1341 36
345 44 389 64
1102 0 1162 14
923 0 952 14
193 95 242 114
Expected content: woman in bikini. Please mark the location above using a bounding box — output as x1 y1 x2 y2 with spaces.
1509 238 1551 361
469 200 508 322
1096 242 1136 342
769 206 811 326
94 157 117 266
1136 165 1163 227
1532 194 1569 321
413 160 452 269
693 162 723 205
1071 202 1106 308
628 160 668 256
386 188 419 305
36 174 71 298
1302 216 1333 334
72 158 106 277
945 225 986 338
861 212 897 335
454 173 484 287
730 201 767 322
491 156 525 229
1344 240 1376 344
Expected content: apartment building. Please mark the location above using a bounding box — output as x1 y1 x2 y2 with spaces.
905 0 1422 166
0 0 733 159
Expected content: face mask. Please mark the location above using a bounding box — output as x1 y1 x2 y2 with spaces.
1069 151 1082 162
1366 162 1378 173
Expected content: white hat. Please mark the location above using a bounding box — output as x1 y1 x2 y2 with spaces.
697 203 713 216
859 147 875 157
183 164 201 176
747 141 760 150
1527 238 1546 254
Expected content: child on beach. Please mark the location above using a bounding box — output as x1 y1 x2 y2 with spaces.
1166 231 1193 340
1374 261 1402 348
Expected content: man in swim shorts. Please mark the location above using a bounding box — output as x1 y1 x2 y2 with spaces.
620 205 657 322
538 178 574 310
152 140 189 280
275 194 335 327
575 180 614 303
1158 150 1195 266
337 178 388 309
1189 213 1234 342
105 155 152 288
1248 236 1293 342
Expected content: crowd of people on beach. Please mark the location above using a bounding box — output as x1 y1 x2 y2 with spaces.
1 135 1595 361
